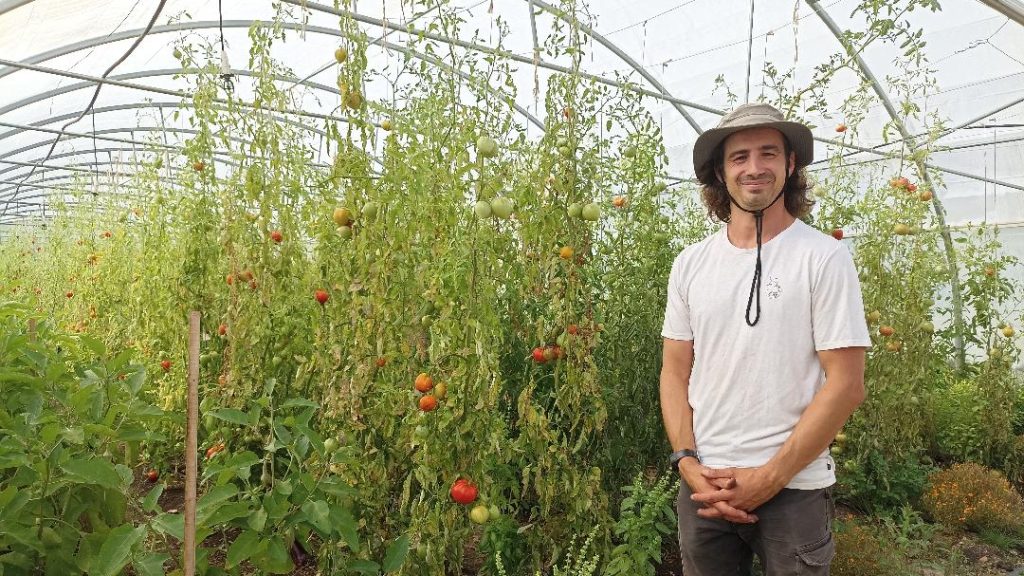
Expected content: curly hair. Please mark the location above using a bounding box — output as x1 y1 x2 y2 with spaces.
696 138 814 223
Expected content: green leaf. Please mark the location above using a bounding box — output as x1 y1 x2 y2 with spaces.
125 370 146 396
89 524 145 576
133 553 170 576
300 500 331 534
141 484 164 513
332 507 360 553
209 409 250 425
248 506 268 532
280 398 317 409
350 560 382 574
226 530 261 568
77 335 106 357
260 537 294 574
61 457 124 490
382 534 409 573
150 512 184 540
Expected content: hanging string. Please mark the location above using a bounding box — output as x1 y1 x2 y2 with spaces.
745 0 755 103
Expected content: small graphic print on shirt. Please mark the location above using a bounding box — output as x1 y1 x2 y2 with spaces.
766 276 782 300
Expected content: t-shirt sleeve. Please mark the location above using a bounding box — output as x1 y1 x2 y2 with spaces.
662 254 694 341
812 246 871 351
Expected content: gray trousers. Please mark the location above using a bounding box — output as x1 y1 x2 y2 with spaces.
676 484 835 576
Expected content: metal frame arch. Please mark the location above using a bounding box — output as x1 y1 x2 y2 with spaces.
807 0 968 370
0 20 546 131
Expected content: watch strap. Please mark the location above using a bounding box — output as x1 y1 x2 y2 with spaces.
668 448 700 470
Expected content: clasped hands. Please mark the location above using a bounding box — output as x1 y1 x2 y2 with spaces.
679 461 785 524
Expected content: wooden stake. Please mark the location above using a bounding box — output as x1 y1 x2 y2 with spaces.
184 311 200 576
27 318 36 340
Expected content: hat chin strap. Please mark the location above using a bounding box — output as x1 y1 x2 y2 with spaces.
727 188 786 327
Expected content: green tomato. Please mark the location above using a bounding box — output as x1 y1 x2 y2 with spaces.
581 203 601 221
490 197 513 219
283 416 295 427
488 504 501 519
337 225 353 239
567 203 583 219
469 504 490 524
476 136 498 158
362 202 379 221
324 438 339 452
473 200 492 219
653 181 668 193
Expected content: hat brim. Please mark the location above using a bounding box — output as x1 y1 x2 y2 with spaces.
692 121 814 185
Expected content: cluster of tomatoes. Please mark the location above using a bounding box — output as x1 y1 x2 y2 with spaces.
531 345 564 364
450 478 495 525
414 373 447 412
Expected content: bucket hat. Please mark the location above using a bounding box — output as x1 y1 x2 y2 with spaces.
692 103 814 184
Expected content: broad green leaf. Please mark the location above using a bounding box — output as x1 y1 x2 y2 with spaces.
89 524 145 576
260 537 294 574
61 457 124 490
77 335 106 357
134 553 170 576
382 534 410 573
280 398 317 409
141 484 164 513
150 512 184 540
300 500 330 534
208 409 249 425
332 507 359 553
248 506 268 531
226 530 261 568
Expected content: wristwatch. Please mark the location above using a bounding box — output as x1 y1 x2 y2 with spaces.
668 448 700 471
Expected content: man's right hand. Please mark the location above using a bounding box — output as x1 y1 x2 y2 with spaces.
678 459 758 524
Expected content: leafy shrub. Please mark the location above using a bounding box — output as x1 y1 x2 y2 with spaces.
932 378 987 462
836 451 932 512
831 518 902 576
920 462 1024 536
0 302 166 574
495 528 600 576
604 471 679 576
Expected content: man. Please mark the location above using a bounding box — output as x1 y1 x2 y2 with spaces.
659 102 870 575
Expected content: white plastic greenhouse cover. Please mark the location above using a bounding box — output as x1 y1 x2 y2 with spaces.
0 0 1022 270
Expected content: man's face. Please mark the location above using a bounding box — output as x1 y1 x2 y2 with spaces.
719 127 795 213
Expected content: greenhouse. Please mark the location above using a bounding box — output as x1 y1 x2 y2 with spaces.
0 0 1022 574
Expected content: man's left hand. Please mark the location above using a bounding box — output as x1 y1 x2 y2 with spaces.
690 466 785 514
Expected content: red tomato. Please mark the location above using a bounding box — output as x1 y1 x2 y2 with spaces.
270 230 283 243
315 289 330 305
450 479 478 505
218 324 227 336
415 373 434 393
532 347 546 363
145 469 159 483
161 360 171 372
831 229 844 241
567 324 579 336
418 395 438 412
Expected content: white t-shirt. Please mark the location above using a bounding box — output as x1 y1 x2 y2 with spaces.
662 219 870 489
